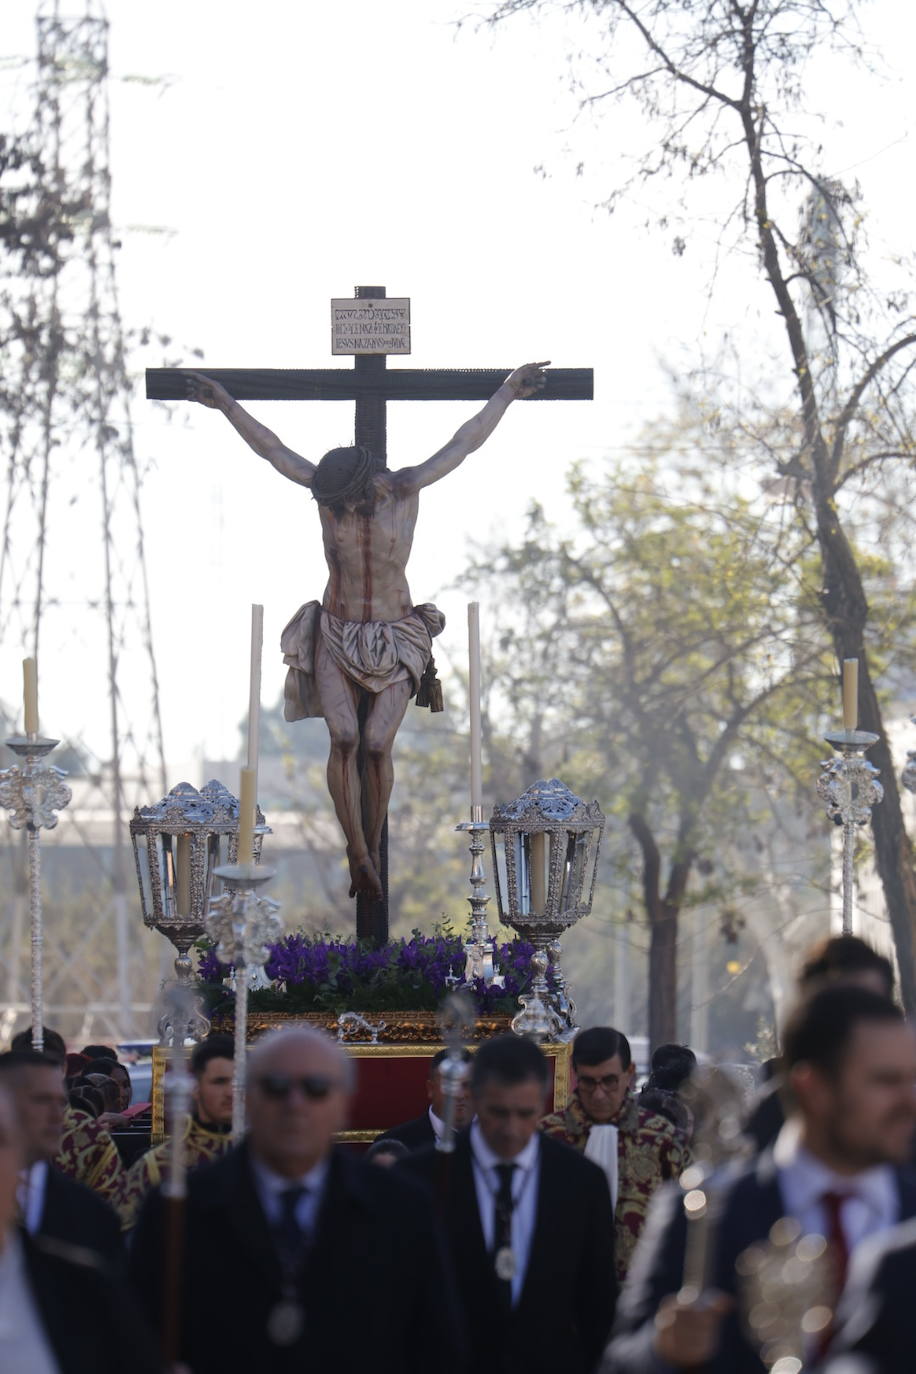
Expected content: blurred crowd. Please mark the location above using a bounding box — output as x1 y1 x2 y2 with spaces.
0 933 912 1372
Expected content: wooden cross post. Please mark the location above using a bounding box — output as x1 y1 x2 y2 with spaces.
147 286 593 944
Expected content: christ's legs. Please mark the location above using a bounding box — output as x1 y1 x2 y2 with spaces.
362 680 413 880
314 638 379 898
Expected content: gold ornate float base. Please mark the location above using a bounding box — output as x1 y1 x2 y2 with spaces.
210 1009 514 1044
152 1011 570 1144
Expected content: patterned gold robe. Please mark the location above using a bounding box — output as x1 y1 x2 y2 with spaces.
54 1105 126 1211
541 1089 687 1281
119 1115 233 1230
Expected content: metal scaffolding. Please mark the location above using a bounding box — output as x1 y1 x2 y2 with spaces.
0 1 166 1045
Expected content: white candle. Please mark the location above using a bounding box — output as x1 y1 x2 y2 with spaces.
23 657 38 736
238 766 256 865
842 658 858 731
176 835 192 916
468 603 483 814
247 604 263 776
530 832 548 914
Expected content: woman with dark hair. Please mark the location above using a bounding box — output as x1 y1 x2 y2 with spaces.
67 1084 105 1119
637 1044 697 1148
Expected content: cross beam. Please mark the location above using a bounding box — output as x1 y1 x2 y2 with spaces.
145 367 593 403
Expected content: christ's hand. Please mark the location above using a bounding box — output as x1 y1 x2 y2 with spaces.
184 370 233 411
504 360 550 398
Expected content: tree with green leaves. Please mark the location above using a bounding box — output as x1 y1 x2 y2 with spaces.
486 0 916 1008
467 428 835 1044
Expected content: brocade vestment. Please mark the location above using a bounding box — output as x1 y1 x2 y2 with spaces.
53 1105 125 1212
540 1089 686 1281
119 1114 233 1229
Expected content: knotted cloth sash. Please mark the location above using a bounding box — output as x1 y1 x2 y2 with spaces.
281 601 445 722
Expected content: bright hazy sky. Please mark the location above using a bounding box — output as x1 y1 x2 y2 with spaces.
1 0 914 777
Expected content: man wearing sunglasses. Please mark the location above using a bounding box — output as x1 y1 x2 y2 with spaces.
541 1026 687 1282
129 1027 463 1374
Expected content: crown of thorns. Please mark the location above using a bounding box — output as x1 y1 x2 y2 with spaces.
311 444 375 508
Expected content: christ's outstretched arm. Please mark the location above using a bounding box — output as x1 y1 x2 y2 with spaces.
392 361 549 494
184 372 317 487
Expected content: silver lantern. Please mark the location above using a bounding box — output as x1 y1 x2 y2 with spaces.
130 779 268 997
490 779 604 1041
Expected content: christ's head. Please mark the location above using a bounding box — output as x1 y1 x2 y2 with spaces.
312 445 378 514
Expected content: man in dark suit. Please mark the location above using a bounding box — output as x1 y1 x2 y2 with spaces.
0 1082 159 1374
130 1026 464 1374
604 984 916 1374
376 1046 473 1151
743 935 895 1153
820 1214 916 1372
0 1050 122 1264
404 1033 617 1374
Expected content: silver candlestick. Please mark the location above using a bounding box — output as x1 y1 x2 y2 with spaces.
547 937 576 1032
0 734 72 1052
678 1065 753 1305
436 991 475 1155
736 1218 833 1371
159 982 197 1198
206 861 282 1141
816 729 883 936
512 944 562 1042
455 805 502 987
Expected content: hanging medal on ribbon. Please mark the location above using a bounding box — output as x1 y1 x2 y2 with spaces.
268 1297 305 1347
494 1245 517 1283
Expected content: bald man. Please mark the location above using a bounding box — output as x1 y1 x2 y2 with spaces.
129 1028 463 1374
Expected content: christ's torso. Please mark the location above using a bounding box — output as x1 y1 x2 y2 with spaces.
319 476 418 623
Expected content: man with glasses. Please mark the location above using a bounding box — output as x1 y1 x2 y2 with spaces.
541 1027 687 1281
129 1027 463 1374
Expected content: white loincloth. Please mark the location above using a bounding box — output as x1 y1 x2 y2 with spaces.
280 601 445 722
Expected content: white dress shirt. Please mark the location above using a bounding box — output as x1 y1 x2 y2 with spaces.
429 1106 476 1141
16 1162 48 1236
0 1231 61 1374
470 1122 541 1306
250 1153 330 1237
773 1119 900 1253
584 1124 619 1210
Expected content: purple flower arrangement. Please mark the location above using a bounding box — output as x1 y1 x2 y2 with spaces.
196 927 553 1015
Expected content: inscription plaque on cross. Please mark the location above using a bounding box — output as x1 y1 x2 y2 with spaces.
147 285 593 944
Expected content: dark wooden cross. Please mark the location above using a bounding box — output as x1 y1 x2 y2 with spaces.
147 285 593 945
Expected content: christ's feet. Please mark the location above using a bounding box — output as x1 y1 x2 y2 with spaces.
348 852 383 900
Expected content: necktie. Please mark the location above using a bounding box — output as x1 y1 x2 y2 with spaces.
274 1184 309 1276
821 1190 851 1299
818 1189 853 1358
493 1163 516 1302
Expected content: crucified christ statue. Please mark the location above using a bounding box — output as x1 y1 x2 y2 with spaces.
186 361 548 901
